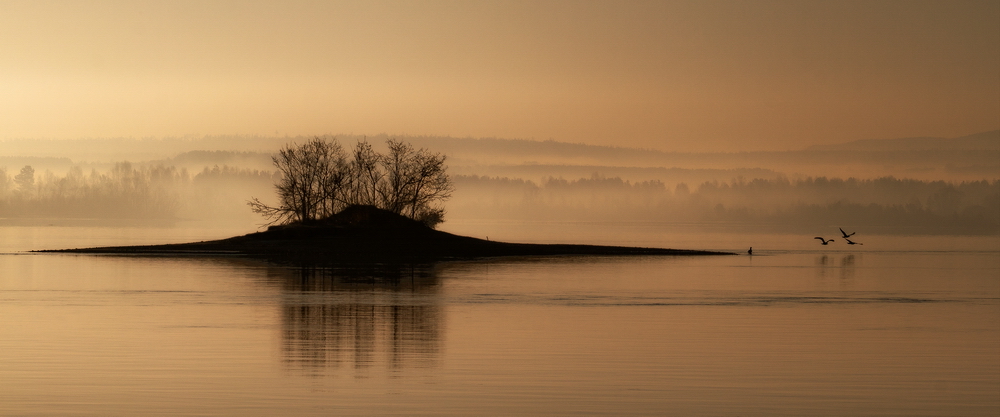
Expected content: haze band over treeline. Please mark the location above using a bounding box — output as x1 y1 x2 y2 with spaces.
0 132 997 235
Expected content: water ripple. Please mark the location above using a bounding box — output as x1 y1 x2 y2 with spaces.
458 293 965 307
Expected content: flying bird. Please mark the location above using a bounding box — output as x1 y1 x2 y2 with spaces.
815 237 835 245
839 228 856 239
845 238 863 245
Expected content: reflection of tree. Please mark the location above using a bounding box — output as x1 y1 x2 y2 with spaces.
266 264 442 372
815 254 857 284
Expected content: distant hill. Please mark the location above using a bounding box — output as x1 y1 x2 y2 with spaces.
806 130 1000 152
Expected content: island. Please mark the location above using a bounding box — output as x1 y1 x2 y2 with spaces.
37 205 734 262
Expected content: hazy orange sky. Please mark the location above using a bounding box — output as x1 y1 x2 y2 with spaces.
1 0 997 152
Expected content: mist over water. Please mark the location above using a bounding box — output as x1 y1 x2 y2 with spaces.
3 0 997 412
0 133 997 236
0 133 998 415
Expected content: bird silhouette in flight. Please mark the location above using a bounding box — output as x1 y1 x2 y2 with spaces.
839 228 856 239
845 238 863 245
815 237 835 245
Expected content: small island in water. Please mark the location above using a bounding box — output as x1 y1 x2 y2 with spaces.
40 138 734 262
39 205 733 262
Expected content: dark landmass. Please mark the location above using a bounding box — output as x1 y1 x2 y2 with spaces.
37 206 733 261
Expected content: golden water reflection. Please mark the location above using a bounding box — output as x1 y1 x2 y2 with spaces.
264 264 443 372
815 254 857 283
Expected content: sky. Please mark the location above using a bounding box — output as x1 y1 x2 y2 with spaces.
0 0 997 152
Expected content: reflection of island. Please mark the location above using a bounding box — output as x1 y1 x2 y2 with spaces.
265 264 442 372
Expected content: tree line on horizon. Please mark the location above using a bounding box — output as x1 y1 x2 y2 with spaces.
0 163 276 221
451 174 1000 235
0 156 997 234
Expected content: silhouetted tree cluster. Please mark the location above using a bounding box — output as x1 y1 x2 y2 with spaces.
248 137 453 227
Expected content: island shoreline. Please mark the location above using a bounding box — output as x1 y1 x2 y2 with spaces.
34 228 735 261
34 206 736 261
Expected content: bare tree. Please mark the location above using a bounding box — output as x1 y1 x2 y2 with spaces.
377 139 452 224
249 137 351 225
316 140 351 218
378 139 416 214
407 149 452 225
349 140 382 207
249 137 452 227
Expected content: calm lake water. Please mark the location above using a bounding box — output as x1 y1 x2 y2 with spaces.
1 222 998 416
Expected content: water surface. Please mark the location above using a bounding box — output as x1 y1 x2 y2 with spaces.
0 225 997 415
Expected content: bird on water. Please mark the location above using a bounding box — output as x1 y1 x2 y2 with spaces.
815 237 835 245
748 247 753 255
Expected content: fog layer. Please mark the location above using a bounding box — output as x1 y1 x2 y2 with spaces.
1 132 997 235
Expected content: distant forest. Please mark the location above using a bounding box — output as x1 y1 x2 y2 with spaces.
0 163 277 224
0 131 998 234
451 175 1000 235
3 163 994 234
